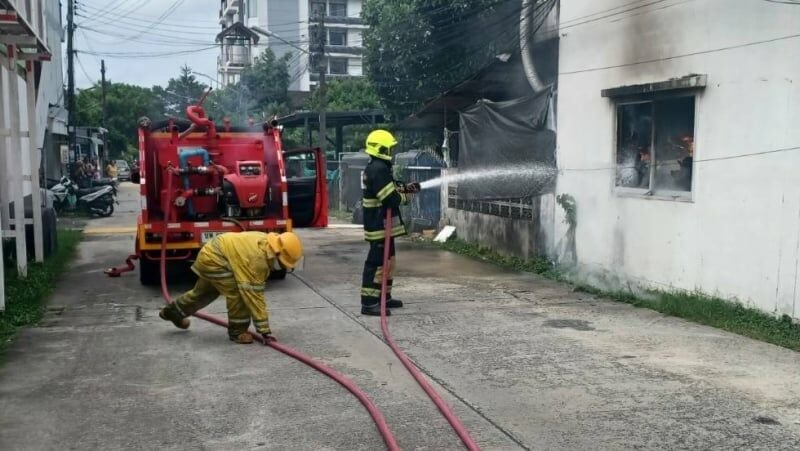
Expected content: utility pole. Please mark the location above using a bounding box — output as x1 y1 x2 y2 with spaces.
66 0 76 171
315 4 327 154
101 59 107 164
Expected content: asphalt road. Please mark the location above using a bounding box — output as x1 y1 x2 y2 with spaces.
0 182 798 450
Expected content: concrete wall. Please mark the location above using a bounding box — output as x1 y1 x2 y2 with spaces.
440 169 556 260
445 207 539 260
555 0 800 318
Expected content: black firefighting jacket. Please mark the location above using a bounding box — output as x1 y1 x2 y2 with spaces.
361 157 407 242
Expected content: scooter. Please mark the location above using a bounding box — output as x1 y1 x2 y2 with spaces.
51 176 117 217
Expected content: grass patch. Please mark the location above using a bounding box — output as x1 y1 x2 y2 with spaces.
0 230 83 349
430 238 800 352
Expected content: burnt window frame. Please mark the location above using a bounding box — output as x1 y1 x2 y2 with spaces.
608 83 703 202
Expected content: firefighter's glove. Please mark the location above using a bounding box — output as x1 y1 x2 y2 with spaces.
395 181 420 194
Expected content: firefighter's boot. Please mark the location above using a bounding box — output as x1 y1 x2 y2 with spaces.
361 304 391 316
229 332 254 344
387 298 403 308
159 305 190 330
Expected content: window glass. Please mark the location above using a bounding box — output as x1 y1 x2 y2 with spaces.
615 97 695 193
329 57 348 74
329 29 347 46
286 152 317 178
653 97 695 192
329 1 347 17
616 102 653 189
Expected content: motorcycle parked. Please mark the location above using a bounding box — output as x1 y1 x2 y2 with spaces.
51 176 117 217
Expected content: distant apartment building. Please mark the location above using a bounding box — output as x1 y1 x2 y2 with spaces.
218 0 367 92
217 0 256 86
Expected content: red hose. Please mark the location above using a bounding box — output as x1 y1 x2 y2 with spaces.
380 209 481 451
159 171 400 451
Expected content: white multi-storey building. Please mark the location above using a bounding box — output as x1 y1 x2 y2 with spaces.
219 0 367 92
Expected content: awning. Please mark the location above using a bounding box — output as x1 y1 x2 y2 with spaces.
0 1 51 61
48 105 67 136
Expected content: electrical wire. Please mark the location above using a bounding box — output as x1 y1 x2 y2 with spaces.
560 32 800 75
75 53 99 87
78 46 218 59
561 145 800 172
77 0 222 28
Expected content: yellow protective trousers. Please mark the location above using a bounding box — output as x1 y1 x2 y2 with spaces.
173 275 271 337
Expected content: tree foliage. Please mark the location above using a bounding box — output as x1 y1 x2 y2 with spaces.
304 78 382 112
154 65 208 118
75 82 164 157
206 49 293 124
362 0 521 117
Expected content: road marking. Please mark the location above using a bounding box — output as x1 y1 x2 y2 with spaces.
83 226 137 235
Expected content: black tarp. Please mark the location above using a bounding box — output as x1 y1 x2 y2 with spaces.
457 88 556 200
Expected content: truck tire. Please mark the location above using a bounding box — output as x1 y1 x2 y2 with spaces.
139 257 161 286
269 268 287 280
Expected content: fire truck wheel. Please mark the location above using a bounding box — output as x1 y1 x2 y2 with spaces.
139 258 160 286
269 269 287 280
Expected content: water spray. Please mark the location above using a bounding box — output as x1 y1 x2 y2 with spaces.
419 163 558 190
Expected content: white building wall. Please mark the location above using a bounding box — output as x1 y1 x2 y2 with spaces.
347 0 362 17
555 0 800 318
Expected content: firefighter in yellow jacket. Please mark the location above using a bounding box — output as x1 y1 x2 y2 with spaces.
159 231 304 344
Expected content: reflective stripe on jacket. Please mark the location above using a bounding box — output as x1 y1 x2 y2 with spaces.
361 157 407 242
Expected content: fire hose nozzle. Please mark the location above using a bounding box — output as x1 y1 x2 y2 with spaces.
396 181 420 194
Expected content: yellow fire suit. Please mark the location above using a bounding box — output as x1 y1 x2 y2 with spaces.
172 231 275 337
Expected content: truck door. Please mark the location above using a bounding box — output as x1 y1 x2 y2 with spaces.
283 147 328 228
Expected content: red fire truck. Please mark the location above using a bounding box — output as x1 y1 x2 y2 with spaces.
131 100 327 285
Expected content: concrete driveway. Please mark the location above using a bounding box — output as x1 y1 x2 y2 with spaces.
0 182 798 450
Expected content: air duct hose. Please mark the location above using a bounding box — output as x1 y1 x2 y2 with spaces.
159 170 400 451
379 209 481 451
520 0 545 92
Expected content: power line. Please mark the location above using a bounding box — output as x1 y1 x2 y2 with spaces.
102 0 187 45
561 145 800 172
75 53 98 87
78 45 218 59
79 24 217 47
76 0 221 27
560 32 800 75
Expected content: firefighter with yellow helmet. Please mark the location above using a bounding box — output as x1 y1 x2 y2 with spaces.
360 130 419 316
159 231 304 343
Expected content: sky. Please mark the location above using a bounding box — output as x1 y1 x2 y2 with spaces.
69 0 222 89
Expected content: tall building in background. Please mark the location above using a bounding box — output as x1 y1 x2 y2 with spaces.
217 0 259 86
218 1 367 93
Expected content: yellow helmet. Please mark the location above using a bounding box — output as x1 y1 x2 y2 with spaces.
266 232 304 269
365 129 397 161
